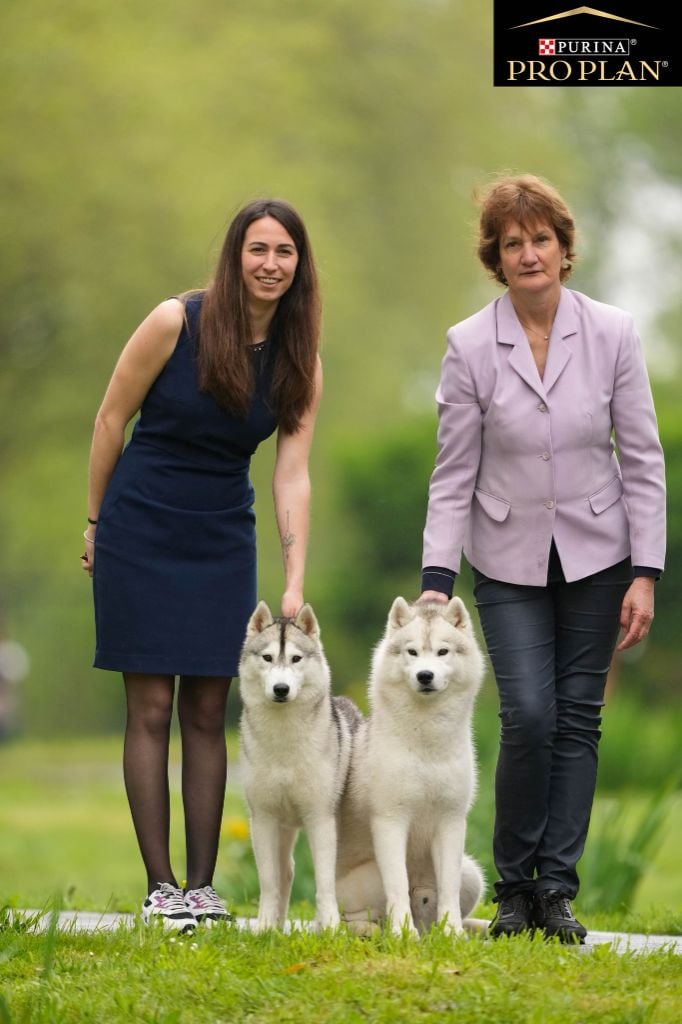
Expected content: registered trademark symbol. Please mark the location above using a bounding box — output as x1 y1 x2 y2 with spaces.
662 61 669 67
631 39 637 45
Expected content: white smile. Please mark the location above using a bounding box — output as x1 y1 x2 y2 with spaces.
257 277 280 284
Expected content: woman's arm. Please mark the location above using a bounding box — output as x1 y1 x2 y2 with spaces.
272 357 323 616
82 299 184 575
610 315 666 646
421 327 483 590
610 314 666 571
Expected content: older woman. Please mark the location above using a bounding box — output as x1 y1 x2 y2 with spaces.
83 199 322 930
420 173 665 942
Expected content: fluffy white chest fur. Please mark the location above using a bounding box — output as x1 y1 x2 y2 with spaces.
241 704 348 827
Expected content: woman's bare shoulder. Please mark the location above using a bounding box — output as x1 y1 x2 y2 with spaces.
149 297 186 335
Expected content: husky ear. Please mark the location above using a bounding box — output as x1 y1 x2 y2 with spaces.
388 596 414 631
444 596 471 631
247 601 274 636
294 603 319 639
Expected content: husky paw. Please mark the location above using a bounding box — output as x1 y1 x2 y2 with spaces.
441 921 465 937
437 910 464 937
253 916 280 933
316 909 341 930
462 916 490 934
387 913 419 938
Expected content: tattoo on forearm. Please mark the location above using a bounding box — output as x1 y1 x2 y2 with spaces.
281 510 295 562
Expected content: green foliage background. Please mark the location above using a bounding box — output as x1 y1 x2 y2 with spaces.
1 0 680 738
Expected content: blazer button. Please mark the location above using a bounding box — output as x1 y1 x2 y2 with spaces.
538 402 548 412
544 500 555 509
541 451 551 460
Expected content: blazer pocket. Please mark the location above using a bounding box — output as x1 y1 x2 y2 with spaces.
588 476 624 515
474 488 511 523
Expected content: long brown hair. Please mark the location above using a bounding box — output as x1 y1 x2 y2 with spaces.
196 199 321 433
476 173 577 286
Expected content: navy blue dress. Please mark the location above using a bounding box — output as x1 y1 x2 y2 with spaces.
93 296 278 676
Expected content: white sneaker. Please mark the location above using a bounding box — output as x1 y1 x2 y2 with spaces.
142 882 196 933
184 885 232 926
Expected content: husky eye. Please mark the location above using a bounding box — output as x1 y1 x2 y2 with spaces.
407 648 418 657
437 648 449 656
262 654 273 662
291 655 302 664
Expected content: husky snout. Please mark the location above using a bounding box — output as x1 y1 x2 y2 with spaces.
266 667 300 702
416 670 435 692
408 657 447 695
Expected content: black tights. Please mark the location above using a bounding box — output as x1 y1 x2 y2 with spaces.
123 673 230 894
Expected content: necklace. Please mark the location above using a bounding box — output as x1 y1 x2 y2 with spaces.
249 339 268 353
518 320 550 341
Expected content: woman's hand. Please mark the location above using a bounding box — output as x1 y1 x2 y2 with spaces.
617 576 655 651
281 589 304 618
81 531 96 578
417 590 449 604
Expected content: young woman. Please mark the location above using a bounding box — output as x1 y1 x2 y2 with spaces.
83 199 323 930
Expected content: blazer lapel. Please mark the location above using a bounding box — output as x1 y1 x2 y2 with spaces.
543 288 578 393
496 293 547 401
497 288 578 397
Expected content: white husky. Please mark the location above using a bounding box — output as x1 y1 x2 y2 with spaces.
336 597 485 936
238 602 359 931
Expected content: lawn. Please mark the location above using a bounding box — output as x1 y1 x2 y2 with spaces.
1 736 680 924
3 909 679 1019
2 909 681 1024
1 737 680 1024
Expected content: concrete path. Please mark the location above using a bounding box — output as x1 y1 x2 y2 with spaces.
9 910 682 955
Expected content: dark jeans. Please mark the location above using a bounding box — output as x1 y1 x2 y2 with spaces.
473 549 632 900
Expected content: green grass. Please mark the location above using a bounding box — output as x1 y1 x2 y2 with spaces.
1 911 681 1024
1 736 680 929
1 737 681 1023
0 736 251 914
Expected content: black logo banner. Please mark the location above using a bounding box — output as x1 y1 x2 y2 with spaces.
494 2 680 86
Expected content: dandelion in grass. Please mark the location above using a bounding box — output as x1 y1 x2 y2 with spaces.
223 816 250 841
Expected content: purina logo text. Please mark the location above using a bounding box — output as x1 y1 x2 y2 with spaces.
538 38 630 55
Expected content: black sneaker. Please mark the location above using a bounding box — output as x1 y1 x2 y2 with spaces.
489 892 533 937
533 890 587 944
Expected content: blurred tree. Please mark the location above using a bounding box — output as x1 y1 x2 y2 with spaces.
317 417 472 692
1 1 679 731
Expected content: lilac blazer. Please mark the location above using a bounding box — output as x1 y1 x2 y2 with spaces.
422 288 666 586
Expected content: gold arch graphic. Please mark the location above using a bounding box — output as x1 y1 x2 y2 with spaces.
511 7 658 30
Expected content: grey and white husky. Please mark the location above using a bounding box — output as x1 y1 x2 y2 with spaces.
238 602 360 931
336 597 485 936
